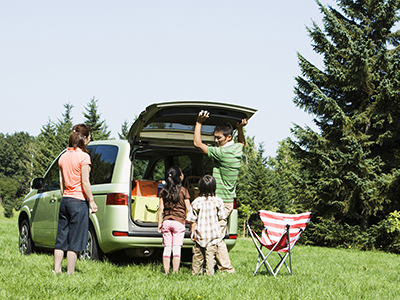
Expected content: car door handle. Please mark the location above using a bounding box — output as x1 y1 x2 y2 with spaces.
50 197 57 204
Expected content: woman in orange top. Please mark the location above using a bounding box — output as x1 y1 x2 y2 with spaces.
54 124 98 275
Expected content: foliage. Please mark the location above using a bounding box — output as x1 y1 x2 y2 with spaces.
118 120 131 140
119 115 138 140
290 0 400 227
55 102 74 149
237 204 254 237
0 132 34 217
0 177 20 218
302 217 375 250
371 210 400 253
83 96 111 141
34 116 68 177
266 139 304 213
303 210 400 254
236 136 303 237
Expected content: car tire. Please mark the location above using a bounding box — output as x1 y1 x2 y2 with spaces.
19 219 35 255
80 223 103 261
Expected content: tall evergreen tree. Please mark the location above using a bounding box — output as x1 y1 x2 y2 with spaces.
236 135 257 209
267 139 302 213
237 138 273 211
118 120 130 140
291 0 400 227
34 119 61 176
83 97 111 141
56 102 74 149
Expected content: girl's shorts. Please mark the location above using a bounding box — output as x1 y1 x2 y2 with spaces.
162 219 185 246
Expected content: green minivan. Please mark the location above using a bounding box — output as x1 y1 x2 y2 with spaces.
18 101 257 260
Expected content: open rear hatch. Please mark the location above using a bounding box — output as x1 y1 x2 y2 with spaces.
128 100 257 150
128 101 257 225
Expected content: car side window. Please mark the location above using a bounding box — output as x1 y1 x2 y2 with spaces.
90 145 119 185
43 159 60 191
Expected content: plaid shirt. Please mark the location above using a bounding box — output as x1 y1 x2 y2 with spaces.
186 196 228 247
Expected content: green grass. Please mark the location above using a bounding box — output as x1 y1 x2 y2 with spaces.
1 211 400 299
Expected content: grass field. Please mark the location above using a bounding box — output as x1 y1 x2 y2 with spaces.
1 211 399 300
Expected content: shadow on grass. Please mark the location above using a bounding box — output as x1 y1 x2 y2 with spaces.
104 247 193 267
29 245 194 272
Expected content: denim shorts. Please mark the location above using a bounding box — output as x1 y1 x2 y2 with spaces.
55 197 89 252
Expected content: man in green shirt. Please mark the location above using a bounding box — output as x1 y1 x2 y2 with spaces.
194 110 247 273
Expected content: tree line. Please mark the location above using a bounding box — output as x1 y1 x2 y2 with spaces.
1 0 400 253
0 97 126 218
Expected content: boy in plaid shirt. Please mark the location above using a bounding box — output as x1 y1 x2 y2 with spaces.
186 175 228 275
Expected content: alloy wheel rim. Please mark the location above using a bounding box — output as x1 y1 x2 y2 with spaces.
80 230 93 260
19 225 28 255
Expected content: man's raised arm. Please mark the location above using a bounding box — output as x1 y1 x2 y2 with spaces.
236 118 248 147
194 110 209 154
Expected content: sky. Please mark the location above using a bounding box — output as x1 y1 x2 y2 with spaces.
0 0 330 157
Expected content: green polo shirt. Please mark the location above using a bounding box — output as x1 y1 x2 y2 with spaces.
207 143 243 203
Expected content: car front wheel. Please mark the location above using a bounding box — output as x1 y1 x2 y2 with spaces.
80 223 102 261
19 219 34 255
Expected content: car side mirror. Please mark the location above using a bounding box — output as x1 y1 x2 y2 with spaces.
31 178 45 190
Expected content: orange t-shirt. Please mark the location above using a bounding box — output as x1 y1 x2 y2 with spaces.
58 147 91 200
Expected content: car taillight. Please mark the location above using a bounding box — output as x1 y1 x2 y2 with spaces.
113 231 128 236
229 234 237 239
233 197 237 209
106 193 128 205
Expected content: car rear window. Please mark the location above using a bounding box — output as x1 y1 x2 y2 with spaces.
88 145 119 185
144 122 215 133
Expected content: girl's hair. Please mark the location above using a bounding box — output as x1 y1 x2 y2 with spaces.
69 124 91 152
198 175 216 198
161 165 183 205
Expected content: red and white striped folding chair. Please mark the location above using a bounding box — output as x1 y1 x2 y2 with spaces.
246 210 312 276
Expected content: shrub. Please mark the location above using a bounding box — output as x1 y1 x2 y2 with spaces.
302 212 400 254
0 177 19 218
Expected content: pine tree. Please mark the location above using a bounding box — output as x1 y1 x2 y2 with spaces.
118 120 130 140
34 119 61 176
83 97 111 141
236 135 256 209
267 139 303 213
247 144 271 209
291 0 400 227
237 138 273 211
56 102 74 149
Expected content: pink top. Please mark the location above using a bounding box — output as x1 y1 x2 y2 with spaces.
58 147 91 200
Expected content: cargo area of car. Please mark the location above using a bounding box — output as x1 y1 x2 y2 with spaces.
131 179 161 223
130 177 201 224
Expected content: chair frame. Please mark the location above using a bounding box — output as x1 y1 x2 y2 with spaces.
246 211 311 277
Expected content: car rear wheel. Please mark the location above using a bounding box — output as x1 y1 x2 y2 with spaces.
80 223 103 261
19 219 34 255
